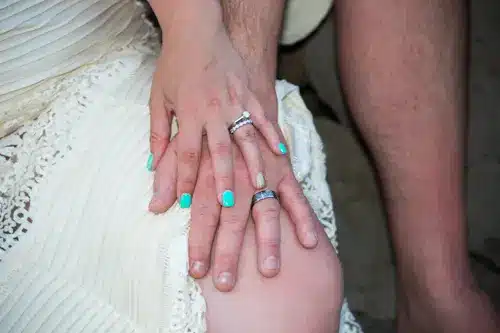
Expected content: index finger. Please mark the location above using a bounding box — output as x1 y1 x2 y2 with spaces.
211 156 253 292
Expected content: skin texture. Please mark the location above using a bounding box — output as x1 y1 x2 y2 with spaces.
336 0 498 331
148 0 320 292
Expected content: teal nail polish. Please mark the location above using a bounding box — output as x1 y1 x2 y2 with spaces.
278 142 288 155
179 193 192 209
221 190 235 208
146 153 154 171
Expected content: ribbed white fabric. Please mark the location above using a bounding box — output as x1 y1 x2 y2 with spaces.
0 0 362 332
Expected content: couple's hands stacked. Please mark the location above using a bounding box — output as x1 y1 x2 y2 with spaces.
146 4 320 292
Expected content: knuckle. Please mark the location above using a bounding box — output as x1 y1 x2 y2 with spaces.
237 127 257 143
196 205 219 228
216 174 232 187
257 236 280 250
212 141 232 157
179 149 199 166
188 243 210 260
215 252 237 268
221 215 246 233
207 97 222 110
179 176 196 190
254 204 280 221
150 131 169 144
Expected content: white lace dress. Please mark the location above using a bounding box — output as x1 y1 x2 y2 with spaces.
0 0 362 332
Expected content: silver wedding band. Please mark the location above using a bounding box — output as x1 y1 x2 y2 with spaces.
251 189 279 209
229 111 253 134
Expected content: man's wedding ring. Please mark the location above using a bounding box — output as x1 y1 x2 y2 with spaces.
251 189 279 208
229 111 253 134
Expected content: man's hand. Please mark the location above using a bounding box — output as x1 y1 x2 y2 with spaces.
151 132 320 291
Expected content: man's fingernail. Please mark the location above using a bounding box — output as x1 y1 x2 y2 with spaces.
278 142 288 155
256 172 266 189
146 153 154 171
179 193 192 209
216 272 234 286
221 190 235 208
304 231 318 247
190 261 205 275
263 256 280 271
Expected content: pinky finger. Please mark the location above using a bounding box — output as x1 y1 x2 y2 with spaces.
149 94 172 171
149 138 178 214
278 170 319 249
246 94 288 156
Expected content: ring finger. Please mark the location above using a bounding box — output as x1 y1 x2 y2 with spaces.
229 110 266 190
251 188 281 278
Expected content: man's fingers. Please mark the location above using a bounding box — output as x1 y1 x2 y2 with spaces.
251 189 281 278
149 93 171 171
278 170 319 248
189 146 220 279
212 159 252 292
149 139 178 213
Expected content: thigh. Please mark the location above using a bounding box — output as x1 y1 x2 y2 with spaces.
198 212 343 333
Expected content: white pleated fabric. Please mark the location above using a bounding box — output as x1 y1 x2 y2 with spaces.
0 0 362 332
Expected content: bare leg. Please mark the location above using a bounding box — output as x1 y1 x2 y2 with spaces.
336 0 498 331
199 213 343 333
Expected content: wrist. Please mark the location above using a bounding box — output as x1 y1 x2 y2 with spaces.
149 0 222 40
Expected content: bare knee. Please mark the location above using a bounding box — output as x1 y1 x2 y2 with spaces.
199 219 343 333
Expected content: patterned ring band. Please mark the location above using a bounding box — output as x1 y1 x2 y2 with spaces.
251 189 279 209
229 118 253 134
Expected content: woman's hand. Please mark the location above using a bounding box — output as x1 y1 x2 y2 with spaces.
148 20 285 208
150 133 320 291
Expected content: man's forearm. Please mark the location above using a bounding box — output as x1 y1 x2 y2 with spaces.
336 0 469 294
221 0 285 96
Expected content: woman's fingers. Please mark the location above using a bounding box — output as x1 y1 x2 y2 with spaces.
149 138 178 213
189 142 221 279
176 122 203 208
231 122 266 189
278 170 319 249
251 189 282 278
206 118 235 208
148 92 171 171
246 94 288 156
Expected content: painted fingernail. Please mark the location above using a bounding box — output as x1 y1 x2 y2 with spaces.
146 153 154 171
278 142 288 155
190 261 205 275
263 256 280 271
304 231 318 247
256 172 266 189
179 193 192 209
221 190 235 208
216 272 234 286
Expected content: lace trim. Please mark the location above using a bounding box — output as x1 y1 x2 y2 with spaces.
0 52 360 333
